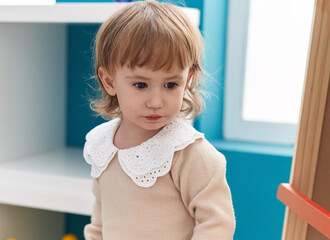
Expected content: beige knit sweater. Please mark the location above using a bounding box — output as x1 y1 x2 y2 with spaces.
84 119 235 239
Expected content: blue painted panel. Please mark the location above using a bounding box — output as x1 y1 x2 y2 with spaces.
66 24 106 147
223 151 291 240
199 0 228 140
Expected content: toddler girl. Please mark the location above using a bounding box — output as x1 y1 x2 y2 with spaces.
83 1 235 239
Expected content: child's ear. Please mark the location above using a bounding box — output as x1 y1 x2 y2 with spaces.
98 67 116 96
185 69 194 90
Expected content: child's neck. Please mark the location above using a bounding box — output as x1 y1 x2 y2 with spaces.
113 120 162 150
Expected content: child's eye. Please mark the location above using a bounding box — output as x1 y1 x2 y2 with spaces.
133 82 148 89
164 82 178 89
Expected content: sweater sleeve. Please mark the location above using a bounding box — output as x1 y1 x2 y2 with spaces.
84 179 103 240
171 138 236 240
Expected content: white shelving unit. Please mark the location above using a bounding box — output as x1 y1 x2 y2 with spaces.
0 148 93 215
0 3 200 239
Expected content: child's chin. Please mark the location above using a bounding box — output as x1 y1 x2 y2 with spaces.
143 123 165 130
142 122 168 131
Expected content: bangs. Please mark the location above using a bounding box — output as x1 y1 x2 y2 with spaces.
112 5 194 71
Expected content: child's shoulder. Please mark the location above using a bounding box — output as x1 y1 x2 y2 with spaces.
173 137 227 172
182 137 225 160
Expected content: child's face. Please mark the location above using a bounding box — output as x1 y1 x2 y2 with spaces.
99 65 191 135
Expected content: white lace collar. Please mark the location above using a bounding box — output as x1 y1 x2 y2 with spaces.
83 117 204 188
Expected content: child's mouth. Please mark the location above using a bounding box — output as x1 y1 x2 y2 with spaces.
145 115 162 121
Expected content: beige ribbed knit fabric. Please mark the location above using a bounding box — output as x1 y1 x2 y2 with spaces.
84 138 235 239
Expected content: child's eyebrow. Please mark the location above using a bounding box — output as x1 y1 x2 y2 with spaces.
165 74 183 80
125 75 150 80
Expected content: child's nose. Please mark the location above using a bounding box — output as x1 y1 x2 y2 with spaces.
146 88 164 109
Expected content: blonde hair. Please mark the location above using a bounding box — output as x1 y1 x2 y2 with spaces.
90 0 204 120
